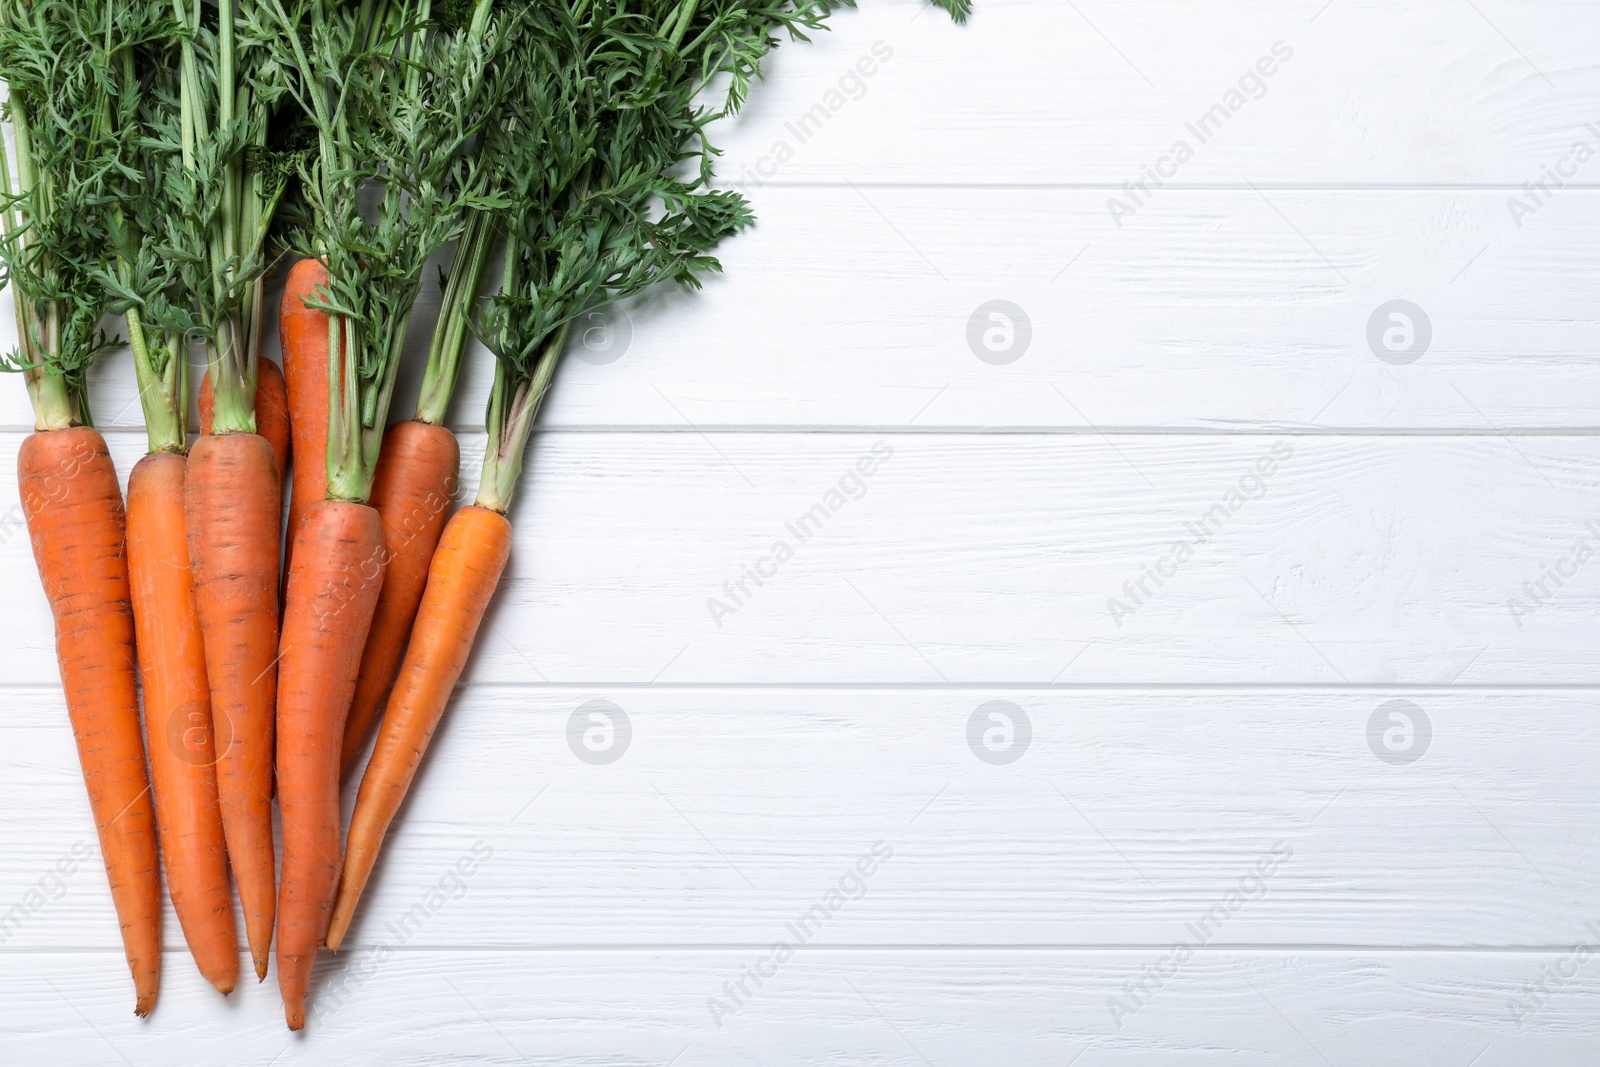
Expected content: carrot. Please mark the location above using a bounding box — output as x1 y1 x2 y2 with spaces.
263 0 504 1026
127 452 238 995
340 208 491 779
326 505 509 950
279 259 332 573
20 427 162 1016
201 357 291 478
341 421 458 775
186 432 281 980
275 499 386 1030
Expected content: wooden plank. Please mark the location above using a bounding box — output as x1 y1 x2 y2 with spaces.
716 0 1600 186
6 188 1598 434
4 687 1599 948
0 431 1594 685
2 947 1597 1062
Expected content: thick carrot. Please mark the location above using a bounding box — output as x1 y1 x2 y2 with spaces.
127 452 238 995
276 499 386 1030
186 433 281 980
280 259 332 572
340 421 459 776
326 505 510 951
20 427 162 1015
200 357 291 478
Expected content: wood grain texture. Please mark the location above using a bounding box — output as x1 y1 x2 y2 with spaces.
4 948 1600 1063
4 0 1599 1055
714 0 1600 186
0 431 1594 685
2 687 1597 949
6 187 1598 434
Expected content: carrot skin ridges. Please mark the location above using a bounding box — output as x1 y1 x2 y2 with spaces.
276 499 386 1030
280 259 331 575
200 358 291 478
326 506 511 952
186 433 281 981
341 421 460 777
19 427 161 1016
128 453 239 995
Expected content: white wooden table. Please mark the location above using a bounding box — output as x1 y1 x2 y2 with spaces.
5 1 1600 1062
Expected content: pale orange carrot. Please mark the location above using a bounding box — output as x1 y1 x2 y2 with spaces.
127 452 238 994
340 421 459 775
20 427 162 1015
326 505 509 950
275 498 386 1030
185 433 281 980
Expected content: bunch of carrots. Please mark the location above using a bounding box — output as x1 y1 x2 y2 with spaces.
0 0 965 1028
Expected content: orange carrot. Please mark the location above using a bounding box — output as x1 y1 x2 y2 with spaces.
20 427 162 1015
201 357 291 478
340 421 459 775
185 433 281 980
279 260 332 572
127 452 238 995
338 207 493 779
326 505 509 950
276 499 386 1030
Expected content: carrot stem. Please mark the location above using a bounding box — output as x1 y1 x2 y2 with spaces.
415 209 494 427
477 322 569 514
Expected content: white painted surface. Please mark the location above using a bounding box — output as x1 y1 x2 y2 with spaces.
4 1 1600 1063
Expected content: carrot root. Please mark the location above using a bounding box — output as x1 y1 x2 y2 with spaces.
186 432 281 980
200 358 291 479
326 505 511 952
129 453 239 995
275 499 386 1030
21 426 162 1015
341 420 459 777
279 259 332 576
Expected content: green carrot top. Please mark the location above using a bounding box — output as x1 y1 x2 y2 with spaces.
0 0 155 431
471 0 968 512
263 0 510 502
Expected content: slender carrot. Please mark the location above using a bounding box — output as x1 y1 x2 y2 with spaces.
259 0 508 1025
339 210 491 776
279 259 332 571
261 0 504 1027
275 499 386 1030
186 433 281 980
326 505 509 950
128 452 238 995
161 0 295 982
125 297 237 998
20 427 162 1016
340 421 458 775
0 1 171 1014
201 357 291 477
